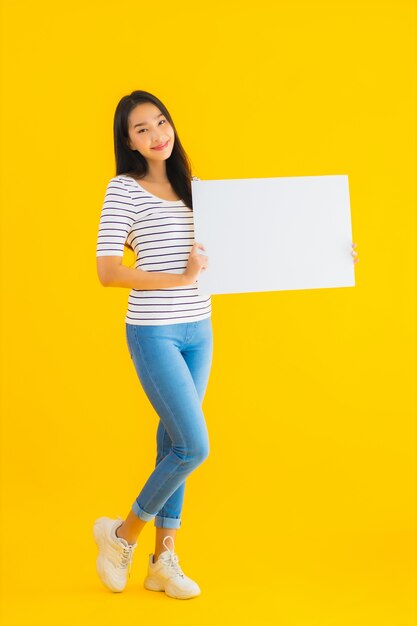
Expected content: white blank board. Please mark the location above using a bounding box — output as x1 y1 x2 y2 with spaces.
191 175 355 296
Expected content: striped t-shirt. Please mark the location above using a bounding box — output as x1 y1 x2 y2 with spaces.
96 174 212 326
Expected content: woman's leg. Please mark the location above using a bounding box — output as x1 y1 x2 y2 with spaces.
117 320 212 545
153 318 213 526
150 421 182 556
152 318 213 557
115 510 147 544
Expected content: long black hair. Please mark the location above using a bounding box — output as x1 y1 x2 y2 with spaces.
113 90 195 210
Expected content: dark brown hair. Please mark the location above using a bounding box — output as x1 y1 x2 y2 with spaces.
113 90 195 210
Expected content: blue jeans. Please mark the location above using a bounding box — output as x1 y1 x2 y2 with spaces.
125 317 213 529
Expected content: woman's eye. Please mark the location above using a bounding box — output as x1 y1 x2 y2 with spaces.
138 119 166 134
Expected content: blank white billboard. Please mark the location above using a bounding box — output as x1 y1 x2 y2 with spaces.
191 175 355 296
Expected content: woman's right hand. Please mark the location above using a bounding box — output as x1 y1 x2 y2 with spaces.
183 242 208 284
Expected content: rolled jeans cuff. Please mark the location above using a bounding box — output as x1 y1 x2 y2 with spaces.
131 500 155 522
154 515 182 529
131 501 182 528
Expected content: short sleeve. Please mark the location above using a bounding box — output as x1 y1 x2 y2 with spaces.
96 178 137 257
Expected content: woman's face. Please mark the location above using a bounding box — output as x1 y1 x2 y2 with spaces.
127 102 175 162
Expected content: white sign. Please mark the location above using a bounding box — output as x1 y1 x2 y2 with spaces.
191 175 355 295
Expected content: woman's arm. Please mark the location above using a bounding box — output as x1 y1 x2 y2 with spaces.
97 257 191 289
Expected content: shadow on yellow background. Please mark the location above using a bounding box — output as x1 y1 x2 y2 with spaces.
0 0 416 624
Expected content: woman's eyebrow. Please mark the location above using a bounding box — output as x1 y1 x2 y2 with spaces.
133 113 164 129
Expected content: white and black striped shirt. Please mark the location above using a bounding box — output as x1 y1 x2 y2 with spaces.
96 174 212 326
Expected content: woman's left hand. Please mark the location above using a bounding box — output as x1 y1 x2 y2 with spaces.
351 242 359 264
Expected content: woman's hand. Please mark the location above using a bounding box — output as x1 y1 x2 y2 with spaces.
183 242 208 285
351 242 359 264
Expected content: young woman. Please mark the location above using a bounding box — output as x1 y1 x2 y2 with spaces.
93 89 360 601
93 90 213 600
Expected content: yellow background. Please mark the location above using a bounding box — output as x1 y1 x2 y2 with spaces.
1 0 416 624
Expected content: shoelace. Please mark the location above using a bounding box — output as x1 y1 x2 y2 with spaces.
119 543 136 576
114 517 136 576
165 552 185 578
161 535 185 579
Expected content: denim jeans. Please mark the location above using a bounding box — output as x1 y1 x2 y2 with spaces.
125 317 213 529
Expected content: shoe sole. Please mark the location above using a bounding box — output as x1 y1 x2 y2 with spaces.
144 576 201 599
93 517 126 593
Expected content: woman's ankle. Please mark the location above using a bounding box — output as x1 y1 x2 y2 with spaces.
116 523 137 545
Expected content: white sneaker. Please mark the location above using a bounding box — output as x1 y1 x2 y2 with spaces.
93 516 137 592
144 535 201 599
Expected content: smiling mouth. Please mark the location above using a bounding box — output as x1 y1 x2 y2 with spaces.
152 141 169 150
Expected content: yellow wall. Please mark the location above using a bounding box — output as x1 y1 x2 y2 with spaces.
1 0 415 624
